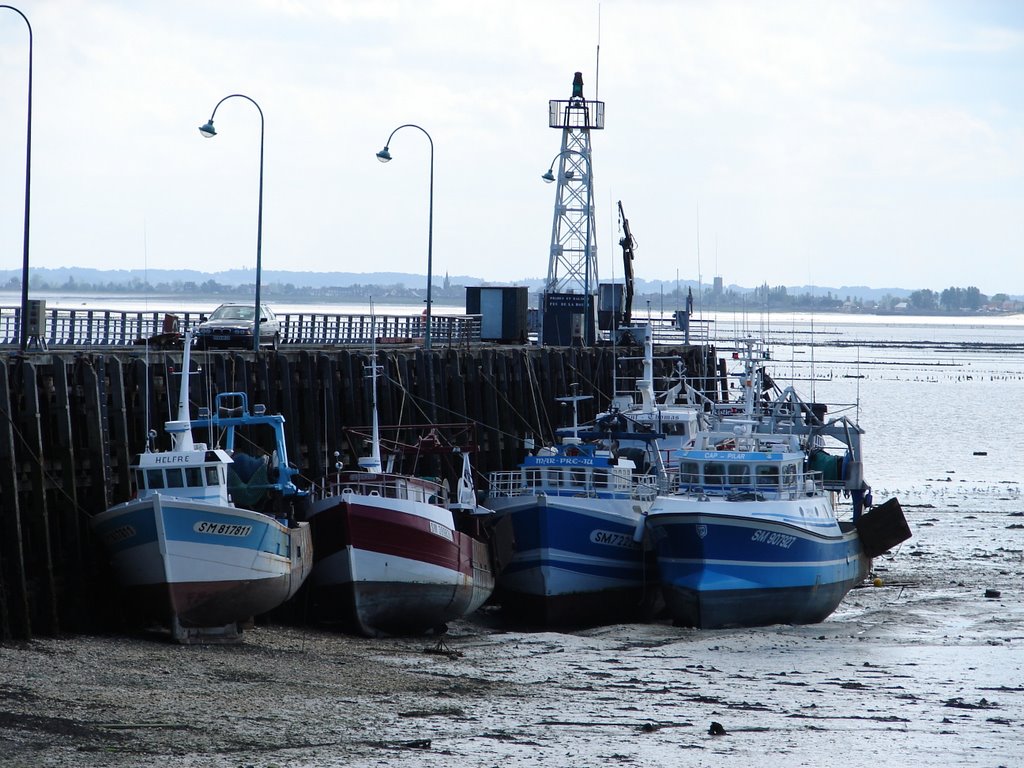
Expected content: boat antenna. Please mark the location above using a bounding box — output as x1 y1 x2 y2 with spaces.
142 220 153 452
323 383 331 477
359 301 383 474
695 201 704 337
594 4 601 101
855 347 861 424
809 296 816 403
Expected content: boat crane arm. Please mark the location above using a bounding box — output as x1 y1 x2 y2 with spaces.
617 200 636 326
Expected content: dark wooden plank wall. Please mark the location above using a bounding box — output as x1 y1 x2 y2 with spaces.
0 343 715 639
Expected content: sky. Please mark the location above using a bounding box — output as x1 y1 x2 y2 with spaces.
1 0 1022 296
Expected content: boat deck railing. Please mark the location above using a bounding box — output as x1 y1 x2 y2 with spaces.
487 469 662 501
662 468 826 499
0 305 482 348
313 473 448 506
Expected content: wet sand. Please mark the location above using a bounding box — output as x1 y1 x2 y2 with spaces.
2 505 1021 768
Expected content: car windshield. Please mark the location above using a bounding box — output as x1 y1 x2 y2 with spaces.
210 305 255 321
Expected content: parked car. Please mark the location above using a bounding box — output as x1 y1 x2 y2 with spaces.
195 302 282 350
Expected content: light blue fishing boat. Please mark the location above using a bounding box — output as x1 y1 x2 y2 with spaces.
91 331 313 642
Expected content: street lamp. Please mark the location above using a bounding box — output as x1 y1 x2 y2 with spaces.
198 94 265 353
1 5 33 352
376 124 434 350
542 149 594 345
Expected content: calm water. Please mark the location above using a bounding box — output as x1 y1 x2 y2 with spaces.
702 313 1024 513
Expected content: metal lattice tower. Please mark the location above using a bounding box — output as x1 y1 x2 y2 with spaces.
546 72 604 297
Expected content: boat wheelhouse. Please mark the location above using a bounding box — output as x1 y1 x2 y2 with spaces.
487 438 661 505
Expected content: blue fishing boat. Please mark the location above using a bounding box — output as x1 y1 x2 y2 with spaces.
486 394 662 626
91 331 313 642
646 339 910 628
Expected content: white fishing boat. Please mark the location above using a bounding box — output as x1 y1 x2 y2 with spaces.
90 330 313 643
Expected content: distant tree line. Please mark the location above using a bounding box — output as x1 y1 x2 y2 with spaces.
3 275 469 305
4 274 1017 314
904 286 1005 311
632 282 1015 314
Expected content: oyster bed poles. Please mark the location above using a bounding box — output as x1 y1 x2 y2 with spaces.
376 124 434 350
199 94 265 353
1 5 32 351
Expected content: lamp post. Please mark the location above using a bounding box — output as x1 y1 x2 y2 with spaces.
198 94 264 353
376 124 434 350
1 5 32 352
542 149 594 345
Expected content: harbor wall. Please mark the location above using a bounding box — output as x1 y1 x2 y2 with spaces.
0 343 716 640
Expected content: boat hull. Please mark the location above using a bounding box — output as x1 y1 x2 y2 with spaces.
91 495 313 639
646 508 869 628
304 493 494 637
488 494 658 626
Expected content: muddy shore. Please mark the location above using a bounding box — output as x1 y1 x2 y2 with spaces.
2 505 1021 768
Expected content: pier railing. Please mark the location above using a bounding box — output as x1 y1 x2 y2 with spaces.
0 306 482 348
0 304 712 349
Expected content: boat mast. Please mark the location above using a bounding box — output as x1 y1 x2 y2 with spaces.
638 324 655 414
165 329 196 452
359 310 383 474
739 338 759 421
557 393 591 445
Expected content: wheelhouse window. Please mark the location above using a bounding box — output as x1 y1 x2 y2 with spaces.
165 469 184 488
756 465 779 489
205 466 220 485
781 463 798 490
704 462 726 485
186 467 204 487
146 469 165 489
666 422 689 438
679 461 700 487
728 465 751 486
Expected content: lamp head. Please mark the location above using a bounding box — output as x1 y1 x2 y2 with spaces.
376 147 392 163
541 168 556 183
199 120 217 138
